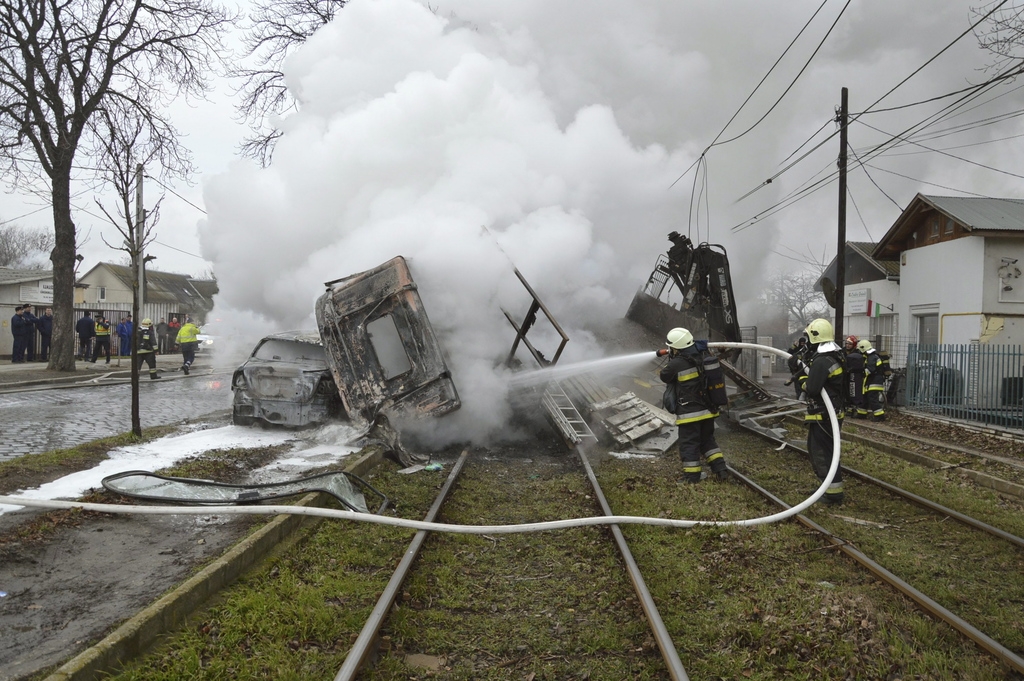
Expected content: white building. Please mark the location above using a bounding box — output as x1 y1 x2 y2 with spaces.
873 194 1024 346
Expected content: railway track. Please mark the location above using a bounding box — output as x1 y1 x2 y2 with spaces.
728 409 1024 677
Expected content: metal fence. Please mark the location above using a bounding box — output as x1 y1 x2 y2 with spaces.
904 343 1024 429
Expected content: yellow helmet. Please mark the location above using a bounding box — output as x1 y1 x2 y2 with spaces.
856 339 872 352
141 318 152 326
805 318 834 344
665 327 694 350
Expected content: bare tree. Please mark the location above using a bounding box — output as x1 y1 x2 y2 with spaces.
973 1 1024 72
0 0 234 371
93 108 175 436
232 0 347 165
761 269 831 333
0 223 54 267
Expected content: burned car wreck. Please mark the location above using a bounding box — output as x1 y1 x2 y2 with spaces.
315 255 461 428
232 256 460 430
231 331 342 427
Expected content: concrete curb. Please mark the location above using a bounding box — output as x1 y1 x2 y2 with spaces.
43 447 385 681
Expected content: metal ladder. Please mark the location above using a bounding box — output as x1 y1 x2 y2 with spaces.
542 381 596 446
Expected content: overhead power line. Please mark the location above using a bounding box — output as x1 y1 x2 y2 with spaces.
734 0 1014 203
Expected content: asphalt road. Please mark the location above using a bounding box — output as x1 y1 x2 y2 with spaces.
0 368 234 462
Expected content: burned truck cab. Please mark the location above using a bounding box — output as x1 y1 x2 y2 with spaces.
315 256 461 427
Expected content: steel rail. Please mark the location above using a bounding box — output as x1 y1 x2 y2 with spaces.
730 467 1024 676
752 421 1024 549
334 449 470 681
577 446 690 681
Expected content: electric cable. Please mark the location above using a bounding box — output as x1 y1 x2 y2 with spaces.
856 118 1024 180
669 0 846 190
849 144 901 210
861 163 990 197
0 343 843 532
846 184 876 242
736 0 1014 202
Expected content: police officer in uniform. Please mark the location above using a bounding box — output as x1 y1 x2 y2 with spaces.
659 327 730 484
801 318 845 505
91 315 112 363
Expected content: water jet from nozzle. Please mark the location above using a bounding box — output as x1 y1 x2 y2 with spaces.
508 351 656 390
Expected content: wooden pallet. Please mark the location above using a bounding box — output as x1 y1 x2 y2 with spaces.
590 391 674 446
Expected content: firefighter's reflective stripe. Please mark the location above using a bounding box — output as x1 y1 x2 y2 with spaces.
805 412 844 421
676 367 700 382
674 366 716 424
682 460 702 473
827 364 843 379
706 449 724 464
676 410 717 424
824 482 844 497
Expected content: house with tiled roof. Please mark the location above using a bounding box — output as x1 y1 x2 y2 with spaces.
75 262 217 325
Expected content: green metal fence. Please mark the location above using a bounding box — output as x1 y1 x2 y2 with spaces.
905 343 1024 429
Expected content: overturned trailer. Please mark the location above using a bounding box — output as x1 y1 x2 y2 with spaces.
315 256 461 429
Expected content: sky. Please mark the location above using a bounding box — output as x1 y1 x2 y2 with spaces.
3 0 1022 443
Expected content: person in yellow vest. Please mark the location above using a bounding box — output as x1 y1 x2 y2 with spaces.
91 314 112 364
137 318 161 380
176 316 201 376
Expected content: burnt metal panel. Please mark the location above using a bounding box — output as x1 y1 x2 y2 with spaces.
502 268 570 369
315 256 460 425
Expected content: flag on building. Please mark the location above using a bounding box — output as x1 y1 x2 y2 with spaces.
867 300 882 317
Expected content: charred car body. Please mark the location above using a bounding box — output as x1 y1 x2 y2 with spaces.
232 257 460 431
231 331 342 427
315 256 460 428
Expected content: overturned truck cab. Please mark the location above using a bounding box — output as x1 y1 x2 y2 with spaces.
315 256 461 428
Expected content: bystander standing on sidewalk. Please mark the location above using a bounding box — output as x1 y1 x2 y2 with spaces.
21 304 39 361
10 305 28 363
37 307 53 361
156 317 170 354
167 316 181 352
76 311 96 360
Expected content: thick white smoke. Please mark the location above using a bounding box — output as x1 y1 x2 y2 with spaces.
197 0 1008 444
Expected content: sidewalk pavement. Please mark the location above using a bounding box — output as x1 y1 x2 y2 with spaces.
0 355 186 389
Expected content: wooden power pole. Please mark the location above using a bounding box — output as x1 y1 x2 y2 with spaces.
835 87 848 341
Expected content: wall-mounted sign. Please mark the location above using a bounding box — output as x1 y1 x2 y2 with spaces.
846 287 869 314
20 281 53 304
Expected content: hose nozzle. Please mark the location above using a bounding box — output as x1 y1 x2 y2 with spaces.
656 348 669 357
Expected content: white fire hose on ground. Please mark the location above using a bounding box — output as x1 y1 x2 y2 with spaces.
0 343 838 533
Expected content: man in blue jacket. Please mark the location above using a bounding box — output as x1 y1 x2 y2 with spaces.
11 306 28 363
37 307 53 361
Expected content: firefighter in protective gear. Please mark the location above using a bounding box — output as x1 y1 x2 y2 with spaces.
659 327 730 484
785 334 809 399
857 339 886 421
801 318 845 505
843 335 865 417
136 318 161 380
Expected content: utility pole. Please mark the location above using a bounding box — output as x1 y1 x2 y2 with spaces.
835 87 848 341
131 162 144 436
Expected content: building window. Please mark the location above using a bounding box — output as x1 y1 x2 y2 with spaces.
930 217 940 238
945 217 954 235
98 286 106 301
